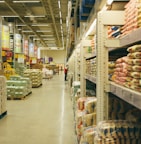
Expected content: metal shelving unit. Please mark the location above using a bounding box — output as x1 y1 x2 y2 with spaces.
96 10 141 122
96 11 125 123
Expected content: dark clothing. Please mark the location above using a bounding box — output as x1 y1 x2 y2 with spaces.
64 68 68 81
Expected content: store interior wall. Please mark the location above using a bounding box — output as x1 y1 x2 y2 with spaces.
40 50 66 64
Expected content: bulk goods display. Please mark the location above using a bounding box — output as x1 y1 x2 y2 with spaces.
0 76 7 118
68 0 141 144
23 69 42 88
7 75 32 100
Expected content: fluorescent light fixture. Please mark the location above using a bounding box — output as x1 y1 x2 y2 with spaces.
22 30 32 32
0 1 5 3
24 15 45 17
16 24 26 26
107 0 113 5
32 24 48 26
36 30 51 32
2 16 19 17
33 38 40 40
59 11 62 18
58 0 61 9
13 1 40 3
85 19 97 38
40 35 53 37
60 19 62 24
43 38 55 40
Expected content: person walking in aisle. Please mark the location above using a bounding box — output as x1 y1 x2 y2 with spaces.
64 65 68 81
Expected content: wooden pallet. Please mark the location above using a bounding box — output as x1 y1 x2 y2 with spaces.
7 91 32 100
32 83 42 88
7 96 26 100
0 111 7 119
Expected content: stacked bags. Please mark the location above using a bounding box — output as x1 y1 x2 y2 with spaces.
112 44 141 92
94 120 141 144
126 45 141 92
24 69 42 87
112 56 130 86
86 58 97 77
108 26 122 38
75 97 97 143
122 0 141 36
109 95 141 121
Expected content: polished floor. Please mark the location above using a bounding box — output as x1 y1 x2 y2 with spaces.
0 74 76 144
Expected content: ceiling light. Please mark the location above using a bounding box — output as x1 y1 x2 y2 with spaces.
59 11 62 18
2 16 19 17
43 38 55 40
24 15 45 17
16 24 26 26
40 35 53 37
32 24 48 26
58 0 61 9
0 1 5 3
60 19 62 24
107 0 113 5
36 30 51 32
13 1 40 3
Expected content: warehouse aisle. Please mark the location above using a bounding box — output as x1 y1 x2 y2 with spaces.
0 74 76 144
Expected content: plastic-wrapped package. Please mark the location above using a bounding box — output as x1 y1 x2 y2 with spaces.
127 52 141 59
75 110 85 142
116 56 129 64
83 113 96 127
81 126 97 144
97 120 141 139
128 72 141 78
125 109 141 122
127 44 141 53
127 59 141 66
85 97 97 114
77 97 87 111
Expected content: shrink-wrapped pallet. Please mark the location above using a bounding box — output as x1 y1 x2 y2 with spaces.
0 76 7 115
24 69 42 87
7 76 32 99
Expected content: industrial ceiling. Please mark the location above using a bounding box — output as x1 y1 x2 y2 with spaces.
0 0 69 50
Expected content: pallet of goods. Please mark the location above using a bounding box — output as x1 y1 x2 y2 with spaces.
0 76 7 119
7 75 32 100
23 69 42 88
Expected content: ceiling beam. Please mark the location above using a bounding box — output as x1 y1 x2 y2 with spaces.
4 0 48 47
41 0 61 47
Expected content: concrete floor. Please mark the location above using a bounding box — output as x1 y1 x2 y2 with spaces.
0 74 76 144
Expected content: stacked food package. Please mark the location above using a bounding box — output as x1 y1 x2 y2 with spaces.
14 62 26 77
80 126 97 144
86 58 96 77
109 95 141 121
108 61 116 80
24 69 42 87
0 76 7 114
122 0 141 36
7 75 32 99
75 97 97 143
94 120 141 144
107 26 122 38
126 45 141 92
3 62 15 80
112 56 130 86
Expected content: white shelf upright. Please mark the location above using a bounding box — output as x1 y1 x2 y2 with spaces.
80 39 91 97
96 11 125 123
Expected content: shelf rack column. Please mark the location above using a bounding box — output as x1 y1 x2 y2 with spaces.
80 39 91 97
96 11 125 123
